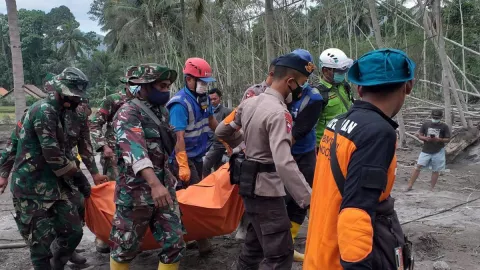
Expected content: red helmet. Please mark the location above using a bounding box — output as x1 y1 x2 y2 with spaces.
183 57 216 82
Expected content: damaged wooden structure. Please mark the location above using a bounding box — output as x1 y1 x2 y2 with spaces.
0 84 47 100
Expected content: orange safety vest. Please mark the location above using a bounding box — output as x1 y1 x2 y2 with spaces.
304 101 398 270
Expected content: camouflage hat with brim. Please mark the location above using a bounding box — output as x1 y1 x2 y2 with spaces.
54 67 89 98
128 63 178 84
43 75 86 98
56 78 88 98
120 65 139 83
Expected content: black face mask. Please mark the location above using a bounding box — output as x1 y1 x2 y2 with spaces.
63 96 80 111
289 80 303 102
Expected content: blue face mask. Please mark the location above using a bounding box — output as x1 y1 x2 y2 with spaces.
148 90 170 105
333 73 346 84
301 82 309 89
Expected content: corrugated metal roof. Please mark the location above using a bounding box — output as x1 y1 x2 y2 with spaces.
0 87 8 96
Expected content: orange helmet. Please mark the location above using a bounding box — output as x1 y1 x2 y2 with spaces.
183 57 216 82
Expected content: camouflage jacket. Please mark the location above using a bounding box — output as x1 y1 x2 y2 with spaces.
10 93 76 200
90 89 129 152
64 110 99 175
0 114 26 178
113 99 177 206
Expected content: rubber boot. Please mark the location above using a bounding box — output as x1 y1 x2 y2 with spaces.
95 237 110 253
197 238 213 256
50 255 69 270
291 221 305 262
158 262 180 270
110 257 129 270
69 251 87 265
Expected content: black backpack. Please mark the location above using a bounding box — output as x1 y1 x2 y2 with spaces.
316 82 354 110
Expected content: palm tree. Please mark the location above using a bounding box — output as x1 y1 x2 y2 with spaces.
5 0 26 122
102 0 182 57
54 22 91 65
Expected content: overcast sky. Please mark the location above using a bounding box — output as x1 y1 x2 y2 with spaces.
0 0 103 34
0 0 417 35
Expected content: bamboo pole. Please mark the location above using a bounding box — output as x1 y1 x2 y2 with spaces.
442 70 453 130
344 0 352 57
367 0 384 48
227 31 232 108
418 79 480 98
407 95 479 117
444 37 480 57
375 0 480 59
422 0 469 128
447 56 480 94
458 0 467 103
423 31 427 99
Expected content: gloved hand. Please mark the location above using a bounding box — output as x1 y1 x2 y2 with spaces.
175 151 190 182
207 104 214 116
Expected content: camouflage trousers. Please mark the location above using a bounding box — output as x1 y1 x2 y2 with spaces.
12 198 83 270
109 202 186 264
100 153 119 181
67 189 85 223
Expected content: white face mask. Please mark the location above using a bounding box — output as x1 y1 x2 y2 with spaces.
196 82 208 95
431 119 440 123
285 93 293 104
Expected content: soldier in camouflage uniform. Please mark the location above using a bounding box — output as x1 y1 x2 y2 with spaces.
7 67 89 270
89 66 137 182
0 101 106 266
109 64 185 270
64 102 107 186
0 110 27 194
89 66 137 253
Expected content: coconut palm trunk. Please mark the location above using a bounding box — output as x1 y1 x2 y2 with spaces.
5 0 26 122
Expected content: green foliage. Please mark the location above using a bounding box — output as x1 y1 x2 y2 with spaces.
0 5 112 105
0 106 14 113
78 50 124 101
1 0 479 107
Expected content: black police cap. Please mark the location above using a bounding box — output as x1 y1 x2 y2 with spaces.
275 53 315 77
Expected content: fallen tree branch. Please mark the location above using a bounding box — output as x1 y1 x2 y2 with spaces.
401 196 480 226
405 132 422 143
0 242 27 249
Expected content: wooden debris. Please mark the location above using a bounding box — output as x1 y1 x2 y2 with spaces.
445 128 480 163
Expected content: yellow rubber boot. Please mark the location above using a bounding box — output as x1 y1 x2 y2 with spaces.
291 221 305 262
158 262 180 270
110 257 129 270
76 147 82 162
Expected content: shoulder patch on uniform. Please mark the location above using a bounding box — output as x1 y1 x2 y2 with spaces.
99 108 109 115
245 89 256 99
285 112 293 133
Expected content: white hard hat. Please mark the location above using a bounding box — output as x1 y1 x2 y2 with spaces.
319 48 353 70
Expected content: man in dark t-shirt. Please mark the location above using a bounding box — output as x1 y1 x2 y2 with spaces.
407 109 451 191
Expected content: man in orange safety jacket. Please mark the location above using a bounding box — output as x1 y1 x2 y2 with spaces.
304 48 416 270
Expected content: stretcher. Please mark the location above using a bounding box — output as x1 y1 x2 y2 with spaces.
84 164 244 250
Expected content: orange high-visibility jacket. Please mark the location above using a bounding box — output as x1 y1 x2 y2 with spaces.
304 101 398 270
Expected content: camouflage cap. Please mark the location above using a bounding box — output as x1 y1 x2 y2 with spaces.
120 65 139 83
46 67 89 98
128 63 177 84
